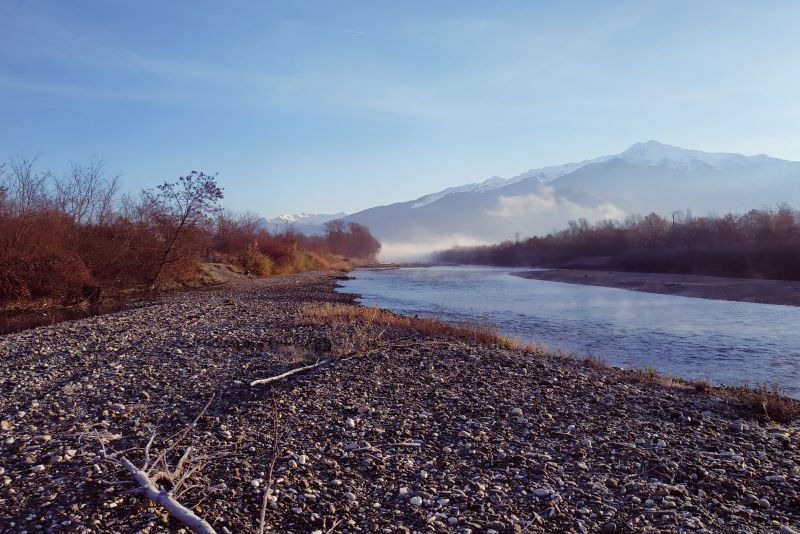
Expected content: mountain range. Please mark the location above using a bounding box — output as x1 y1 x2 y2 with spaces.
269 141 800 261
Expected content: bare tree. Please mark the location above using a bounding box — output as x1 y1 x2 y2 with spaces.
53 158 120 225
5 155 51 216
146 171 223 285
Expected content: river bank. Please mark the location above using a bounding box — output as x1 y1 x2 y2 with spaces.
1 272 799 533
515 269 800 307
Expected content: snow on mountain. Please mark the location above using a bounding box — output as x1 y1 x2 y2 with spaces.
263 212 346 228
407 141 787 210
411 177 507 208
339 140 800 261
617 140 771 169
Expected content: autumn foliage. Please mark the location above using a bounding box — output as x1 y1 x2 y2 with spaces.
0 157 380 306
437 206 800 280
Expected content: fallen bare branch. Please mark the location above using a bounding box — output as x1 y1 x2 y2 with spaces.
250 360 328 386
93 394 219 534
350 441 422 453
115 455 217 534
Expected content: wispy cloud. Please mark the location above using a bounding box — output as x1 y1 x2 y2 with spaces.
282 21 368 36
0 76 169 102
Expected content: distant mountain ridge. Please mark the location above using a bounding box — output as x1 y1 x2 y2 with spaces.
261 212 347 233
284 141 800 260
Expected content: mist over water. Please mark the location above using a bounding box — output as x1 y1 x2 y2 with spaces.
338 266 800 398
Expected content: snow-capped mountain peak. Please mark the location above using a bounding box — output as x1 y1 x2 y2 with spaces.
263 212 347 227
619 140 756 169
407 141 788 210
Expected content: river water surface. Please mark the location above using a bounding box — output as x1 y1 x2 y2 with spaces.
337 265 800 397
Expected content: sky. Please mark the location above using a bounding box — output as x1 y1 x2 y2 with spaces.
1 0 800 217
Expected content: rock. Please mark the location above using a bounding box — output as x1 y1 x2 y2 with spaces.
766 475 786 482
409 496 423 506
251 479 260 489
533 488 550 498
357 405 370 414
780 527 800 534
0 420 10 431
458 430 472 438
601 522 617 533
729 421 748 433
110 403 126 413
655 439 667 448
344 418 356 429
33 434 52 443
343 492 356 501
31 464 45 473
758 498 770 509
510 408 524 416
297 454 308 465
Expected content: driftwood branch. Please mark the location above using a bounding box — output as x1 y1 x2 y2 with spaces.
115 456 217 534
95 394 218 534
350 441 422 453
250 360 328 386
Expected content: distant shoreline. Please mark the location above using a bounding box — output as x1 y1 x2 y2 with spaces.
514 269 800 307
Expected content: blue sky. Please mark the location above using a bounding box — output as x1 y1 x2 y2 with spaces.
1 0 799 216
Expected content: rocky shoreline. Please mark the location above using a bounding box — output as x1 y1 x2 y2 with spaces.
1 272 798 533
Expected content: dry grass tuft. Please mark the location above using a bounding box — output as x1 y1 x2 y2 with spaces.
300 303 546 353
721 384 800 424
583 353 607 369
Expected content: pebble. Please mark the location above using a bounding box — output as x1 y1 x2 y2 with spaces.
1 271 798 534
729 421 748 433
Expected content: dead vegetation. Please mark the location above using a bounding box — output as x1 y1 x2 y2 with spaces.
721 383 800 424
580 355 800 424
299 303 547 353
0 156 381 312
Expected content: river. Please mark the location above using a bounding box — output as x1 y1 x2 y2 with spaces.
337 265 800 397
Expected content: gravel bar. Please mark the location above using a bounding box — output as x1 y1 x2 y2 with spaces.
0 272 798 533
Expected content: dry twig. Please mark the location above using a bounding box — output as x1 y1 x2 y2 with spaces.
259 391 282 534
